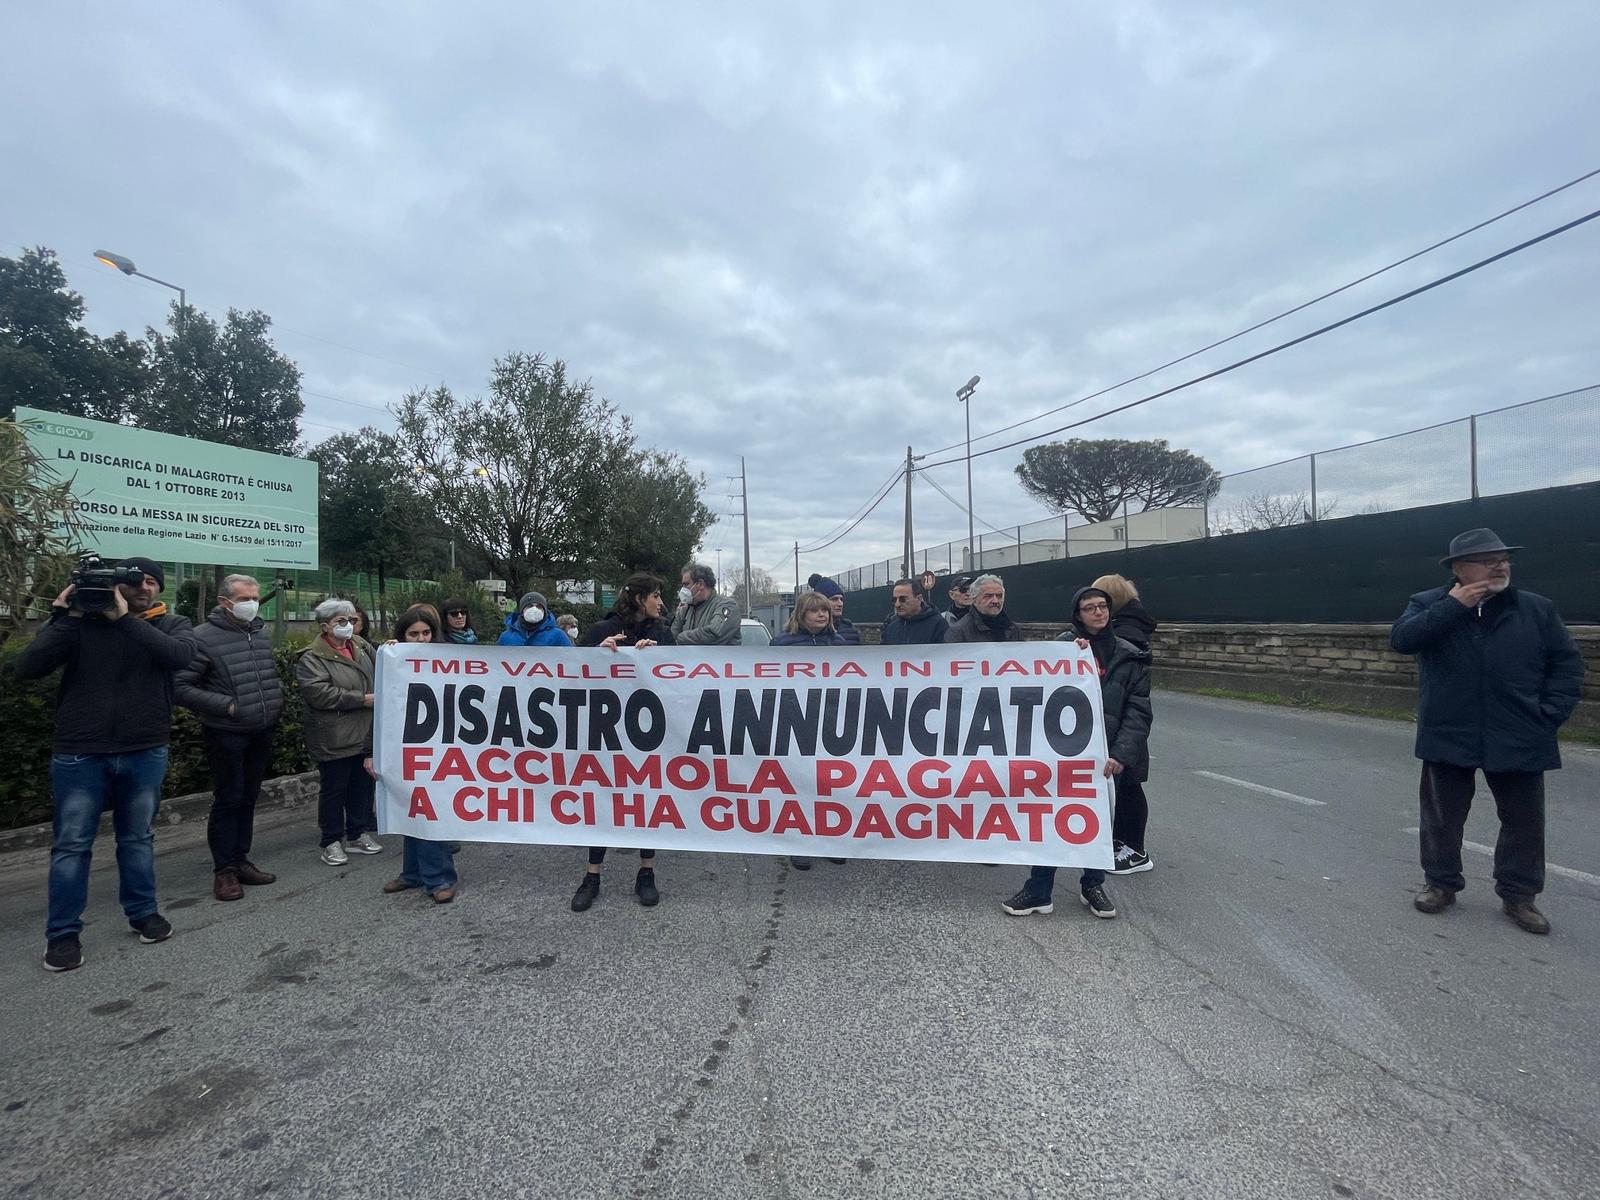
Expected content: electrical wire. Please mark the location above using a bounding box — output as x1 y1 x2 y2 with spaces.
914 204 1600 471
796 466 907 555
918 471 1009 534
923 165 1600 457
792 462 908 553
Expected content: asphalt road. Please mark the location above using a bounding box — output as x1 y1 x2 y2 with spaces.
1 692 1596 1200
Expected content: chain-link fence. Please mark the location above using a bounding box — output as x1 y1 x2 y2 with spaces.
836 384 1600 585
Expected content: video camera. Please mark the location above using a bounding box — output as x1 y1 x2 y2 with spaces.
70 554 146 615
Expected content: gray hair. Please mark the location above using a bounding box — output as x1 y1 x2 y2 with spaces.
312 598 357 623
220 573 258 599
972 573 1004 594
683 561 716 589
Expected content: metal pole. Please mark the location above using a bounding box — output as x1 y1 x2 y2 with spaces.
1016 524 1023 566
793 541 800 599
740 456 753 617
1469 414 1479 500
963 401 975 567
1064 514 1071 559
1308 453 1318 523
902 445 914 580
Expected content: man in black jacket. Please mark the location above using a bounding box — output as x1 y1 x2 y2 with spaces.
1391 529 1584 935
15 556 197 971
941 575 975 627
176 574 285 902
881 579 948 646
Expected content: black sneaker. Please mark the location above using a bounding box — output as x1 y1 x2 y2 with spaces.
1080 885 1117 919
131 913 173 943
635 868 660 908
44 934 83 972
1109 845 1153 875
1001 888 1053 916
571 873 600 913
790 856 813 870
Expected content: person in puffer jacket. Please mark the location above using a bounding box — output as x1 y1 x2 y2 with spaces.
1002 585 1151 924
497 590 573 647
175 573 285 902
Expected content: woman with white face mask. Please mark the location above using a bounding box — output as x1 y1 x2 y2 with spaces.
295 598 384 867
497 590 573 647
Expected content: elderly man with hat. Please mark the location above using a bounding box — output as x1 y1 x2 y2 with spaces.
1391 529 1584 934
14 556 198 971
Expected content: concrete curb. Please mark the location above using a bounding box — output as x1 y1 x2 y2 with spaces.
0 770 321 858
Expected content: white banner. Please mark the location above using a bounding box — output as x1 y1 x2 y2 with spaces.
373 642 1114 868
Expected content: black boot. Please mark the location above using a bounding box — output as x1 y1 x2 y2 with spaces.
635 867 660 907
571 872 600 912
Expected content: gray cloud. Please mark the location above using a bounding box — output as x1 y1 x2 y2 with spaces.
4 2 1597 582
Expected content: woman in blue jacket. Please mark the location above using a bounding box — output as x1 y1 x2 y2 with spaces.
772 592 848 868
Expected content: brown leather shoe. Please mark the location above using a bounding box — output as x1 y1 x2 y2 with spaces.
213 868 244 902
234 862 276 886
382 878 419 894
431 887 456 905
1414 885 1456 914
1503 899 1550 935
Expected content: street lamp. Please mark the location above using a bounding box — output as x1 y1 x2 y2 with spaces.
955 375 980 569
93 249 187 336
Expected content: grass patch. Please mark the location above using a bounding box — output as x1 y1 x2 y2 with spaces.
1162 684 1600 746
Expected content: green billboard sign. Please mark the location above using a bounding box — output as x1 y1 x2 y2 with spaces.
15 407 320 569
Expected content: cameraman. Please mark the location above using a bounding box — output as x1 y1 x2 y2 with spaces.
175 574 284 902
16 556 196 972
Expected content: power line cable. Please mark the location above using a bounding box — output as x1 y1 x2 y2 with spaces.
792 463 908 552
797 467 907 555
923 165 1600 457
914 204 1600 470
918 472 1009 534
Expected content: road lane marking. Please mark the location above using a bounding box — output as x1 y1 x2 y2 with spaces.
1193 771 1327 806
1401 828 1600 887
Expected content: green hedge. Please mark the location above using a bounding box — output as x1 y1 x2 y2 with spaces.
0 629 313 831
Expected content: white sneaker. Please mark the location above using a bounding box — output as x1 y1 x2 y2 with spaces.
347 834 384 855
320 841 350 866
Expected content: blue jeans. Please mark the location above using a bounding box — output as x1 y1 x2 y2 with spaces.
401 836 457 893
47 747 169 939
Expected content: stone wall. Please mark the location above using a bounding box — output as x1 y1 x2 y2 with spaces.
858 622 1600 733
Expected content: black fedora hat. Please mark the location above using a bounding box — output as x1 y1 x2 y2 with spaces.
1440 527 1521 567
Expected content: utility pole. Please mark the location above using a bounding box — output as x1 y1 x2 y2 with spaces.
740 456 754 618
902 445 914 580
793 541 800 598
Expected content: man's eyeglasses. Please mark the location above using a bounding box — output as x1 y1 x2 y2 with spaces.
1079 602 1110 614
1459 555 1511 567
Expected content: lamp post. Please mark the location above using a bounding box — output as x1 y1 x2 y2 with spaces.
93 249 187 338
955 375 980 570
95 249 193 591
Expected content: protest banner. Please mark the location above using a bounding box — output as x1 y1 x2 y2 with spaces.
373 642 1114 868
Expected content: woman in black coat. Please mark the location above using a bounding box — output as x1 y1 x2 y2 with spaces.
1092 574 1157 873
571 573 676 912
1003 586 1152 921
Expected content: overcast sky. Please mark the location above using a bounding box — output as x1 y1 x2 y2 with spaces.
6 2 1598 584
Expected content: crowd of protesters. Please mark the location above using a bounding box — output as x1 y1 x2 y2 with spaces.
13 526 1585 971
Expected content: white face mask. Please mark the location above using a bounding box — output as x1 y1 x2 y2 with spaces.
329 620 355 640
678 587 693 605
229 599 260 623
522 605 545 625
